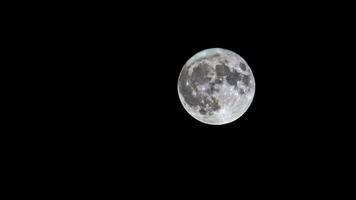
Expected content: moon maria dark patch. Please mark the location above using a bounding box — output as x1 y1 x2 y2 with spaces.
179 85 200 107
191 62 212 85
215 64 230 76
226 69 242 87
242 74 250 86
179 69 200 107
239 62 246 71
180 62 224 115
199 108 207 115
238 88 245 95
179 68 222 114
214 77 223 85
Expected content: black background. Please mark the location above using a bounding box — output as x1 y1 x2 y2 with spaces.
14 2 353 191
50 4 349 158
61 7 334 138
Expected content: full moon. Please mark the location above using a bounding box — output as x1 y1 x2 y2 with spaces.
177 48 255 125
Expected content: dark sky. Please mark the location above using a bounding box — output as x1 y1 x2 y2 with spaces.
65 14 332 151
11 3 353 192
41 3 353 182
59 6 347 138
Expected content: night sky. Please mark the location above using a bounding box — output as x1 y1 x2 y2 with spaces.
36 3 351 187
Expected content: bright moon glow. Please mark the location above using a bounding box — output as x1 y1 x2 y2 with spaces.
177 48 255 125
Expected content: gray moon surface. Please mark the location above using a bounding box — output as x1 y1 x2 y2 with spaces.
177 48 255 125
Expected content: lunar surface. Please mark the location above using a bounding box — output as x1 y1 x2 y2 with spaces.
177 48 255 125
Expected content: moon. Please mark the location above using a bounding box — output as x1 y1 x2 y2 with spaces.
177 48 255 125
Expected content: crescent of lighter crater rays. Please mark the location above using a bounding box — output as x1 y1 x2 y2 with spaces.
177 48 255 125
